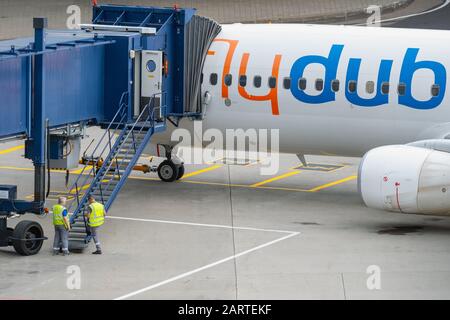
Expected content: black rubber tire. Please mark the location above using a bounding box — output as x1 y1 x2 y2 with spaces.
176 165 185 180
157 160 179 182
12 221 44 256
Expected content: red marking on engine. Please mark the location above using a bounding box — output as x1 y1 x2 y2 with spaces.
395 187 403 213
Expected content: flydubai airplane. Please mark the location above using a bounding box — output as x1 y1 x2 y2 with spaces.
149 22 450 217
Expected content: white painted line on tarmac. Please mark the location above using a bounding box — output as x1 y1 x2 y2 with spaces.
107 216 296 234
354 0 450 25
114 231 299 300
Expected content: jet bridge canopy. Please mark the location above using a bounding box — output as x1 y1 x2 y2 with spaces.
89 4 222 116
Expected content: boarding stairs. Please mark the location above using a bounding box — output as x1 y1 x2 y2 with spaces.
66 92 166 250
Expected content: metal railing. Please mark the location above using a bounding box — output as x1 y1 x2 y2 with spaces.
67 92 166 222
92 94 166 208
67 92 129 219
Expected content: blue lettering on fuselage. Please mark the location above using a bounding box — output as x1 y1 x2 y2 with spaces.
289 45 447 110
399 48 446 110
290 45 343 104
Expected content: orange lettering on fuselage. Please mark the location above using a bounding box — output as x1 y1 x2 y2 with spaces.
210 39 239 99
238 53 282 116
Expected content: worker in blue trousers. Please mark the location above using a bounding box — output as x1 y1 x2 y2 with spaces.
85 195 106 255
52 197 71 256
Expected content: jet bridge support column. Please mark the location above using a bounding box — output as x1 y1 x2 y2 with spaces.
31 17 47 203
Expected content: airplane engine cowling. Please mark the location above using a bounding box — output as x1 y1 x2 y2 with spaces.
358 145 450 216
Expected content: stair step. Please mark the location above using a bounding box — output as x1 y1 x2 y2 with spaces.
116 154 135 159
68 233 86 239
92 189 114 195
122 141 142 146
68 240 88 251
70 228 87 234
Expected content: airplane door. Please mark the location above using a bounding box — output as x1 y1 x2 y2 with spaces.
141 50 162 114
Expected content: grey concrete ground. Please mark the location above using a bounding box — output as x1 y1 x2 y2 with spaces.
1 131 450 300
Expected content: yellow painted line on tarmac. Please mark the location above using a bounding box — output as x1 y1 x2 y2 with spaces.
0 164 355 193
70 166 93 175
250 171 301 188
0 145 24 155
0 166 34 171
0 165 83 174
308 175 357 192
129 175 310 192
180 164 223 180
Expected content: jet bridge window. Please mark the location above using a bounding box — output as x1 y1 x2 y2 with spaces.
283 77 291 89
398 83 406 96
210 73 218 85
348 80 357 93
239 75 247 87
254 76 262 88
331 80 340 92
431 84 440 97
315 79 324 91
268 77 277 89
225 74 233 87
298 78 307 91
381 82 390 95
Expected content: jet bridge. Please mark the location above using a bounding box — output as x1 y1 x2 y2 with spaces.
0 4 221 255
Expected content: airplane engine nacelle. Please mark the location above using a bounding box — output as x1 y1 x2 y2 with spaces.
358 145 450 216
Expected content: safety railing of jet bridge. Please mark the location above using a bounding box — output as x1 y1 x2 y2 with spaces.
65 91 129 218
90 93 166 209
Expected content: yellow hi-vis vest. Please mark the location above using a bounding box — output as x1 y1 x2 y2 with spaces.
88 202 105 227
53 204 66 226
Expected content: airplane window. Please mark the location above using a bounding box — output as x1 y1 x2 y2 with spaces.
298 78 307 90
431 84 440 97
366 81 375 94
348 80 357 93
283 78 291 90
239 75 247 87
268 77 277 89
381 82 389 95
254 76 262 88
210 73 218 86
315 79 324 91
398 83 406 96
331 80 340 92
225 74 233 87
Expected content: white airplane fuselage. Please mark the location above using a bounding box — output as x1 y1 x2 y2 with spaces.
154 23 450 157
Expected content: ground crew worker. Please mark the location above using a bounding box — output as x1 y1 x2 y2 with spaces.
52 197 70 256
86 195 106 255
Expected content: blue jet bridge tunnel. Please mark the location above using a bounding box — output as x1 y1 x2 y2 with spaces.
0 4 221 255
